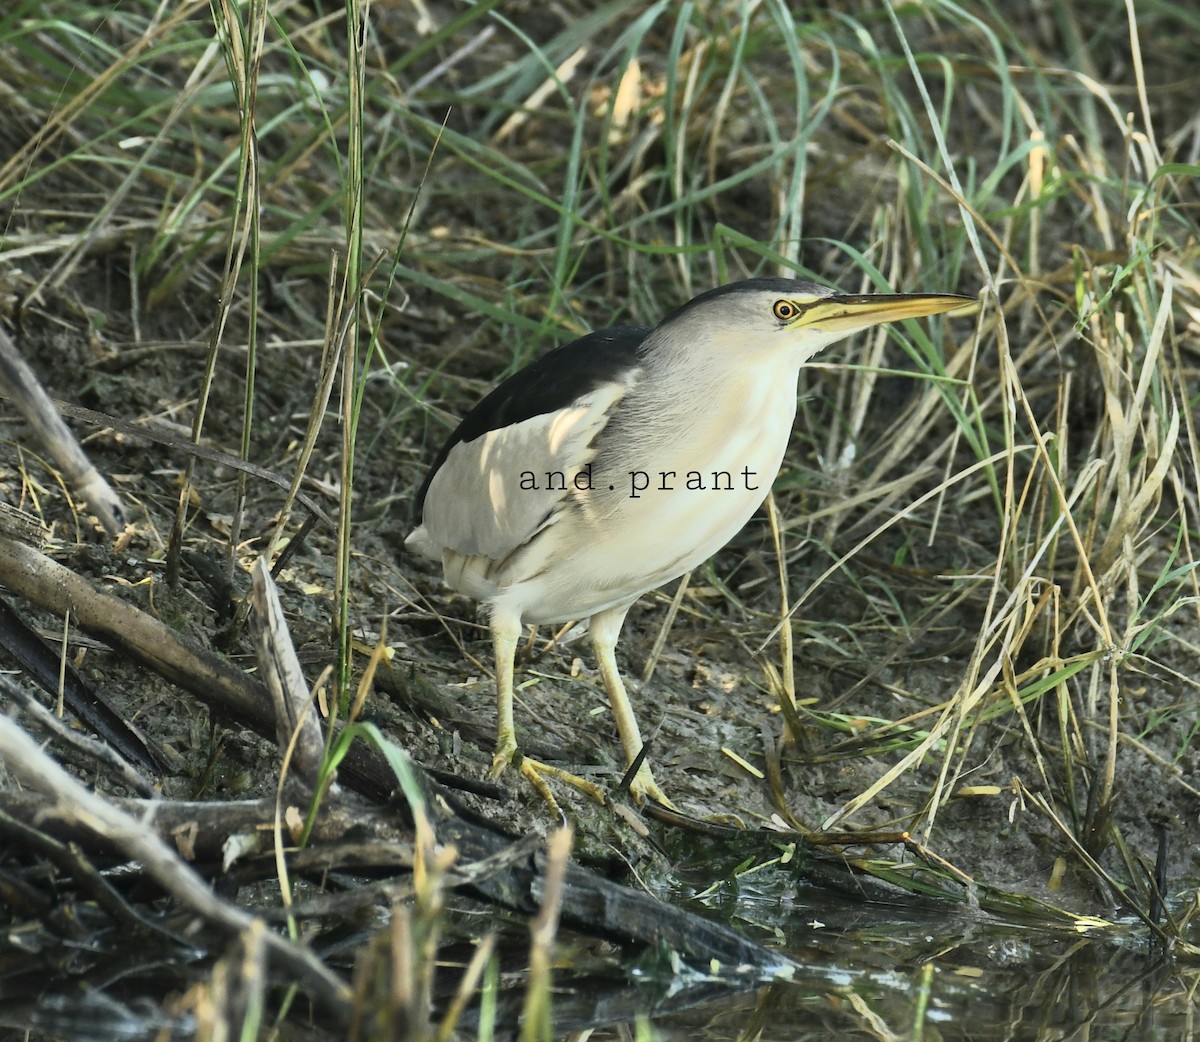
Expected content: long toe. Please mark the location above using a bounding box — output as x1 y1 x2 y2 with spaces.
627 762 676 810
518 759 564 820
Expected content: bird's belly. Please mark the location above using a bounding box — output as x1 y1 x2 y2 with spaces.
501 414 793 624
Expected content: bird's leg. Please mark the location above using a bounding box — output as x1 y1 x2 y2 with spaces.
487 610 608 812
589 604 675 808
488 610 521 778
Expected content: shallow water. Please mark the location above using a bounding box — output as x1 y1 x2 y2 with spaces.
578 884 1196 1041
3 863 1192 1041
416 851 1197 1041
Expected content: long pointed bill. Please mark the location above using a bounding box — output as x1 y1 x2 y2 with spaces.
797 292 974 333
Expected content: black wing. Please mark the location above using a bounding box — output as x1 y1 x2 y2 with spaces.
412 325 649 520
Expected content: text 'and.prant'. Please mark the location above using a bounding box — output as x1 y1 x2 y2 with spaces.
516 462 760 498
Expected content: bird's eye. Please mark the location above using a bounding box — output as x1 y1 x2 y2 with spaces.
773 299 800 321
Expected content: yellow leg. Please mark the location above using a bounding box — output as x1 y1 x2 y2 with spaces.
488 611 608 812
488 611 520 779
589 604 675 808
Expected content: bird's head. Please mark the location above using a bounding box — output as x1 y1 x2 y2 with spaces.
647 276 973 367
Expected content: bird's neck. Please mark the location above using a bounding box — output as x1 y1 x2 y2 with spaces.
638 345 804 420
599 349 802 480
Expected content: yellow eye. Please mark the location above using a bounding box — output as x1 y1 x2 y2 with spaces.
773 299 799 321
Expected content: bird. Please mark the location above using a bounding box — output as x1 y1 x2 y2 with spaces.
407 277 971 807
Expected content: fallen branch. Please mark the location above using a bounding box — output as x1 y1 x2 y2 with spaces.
0 710 352 1017
0 534 398 799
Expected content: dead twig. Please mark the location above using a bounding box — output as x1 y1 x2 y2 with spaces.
0 711 352 1016
0 324 126 536
0 673 158 795
249 556 328 788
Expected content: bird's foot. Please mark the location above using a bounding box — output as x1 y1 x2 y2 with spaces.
520 758 609 816
625 761 676 810
489 738 608 816
488 734 518 780
490 735 674 813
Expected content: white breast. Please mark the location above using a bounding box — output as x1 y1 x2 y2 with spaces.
494 361 801 624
